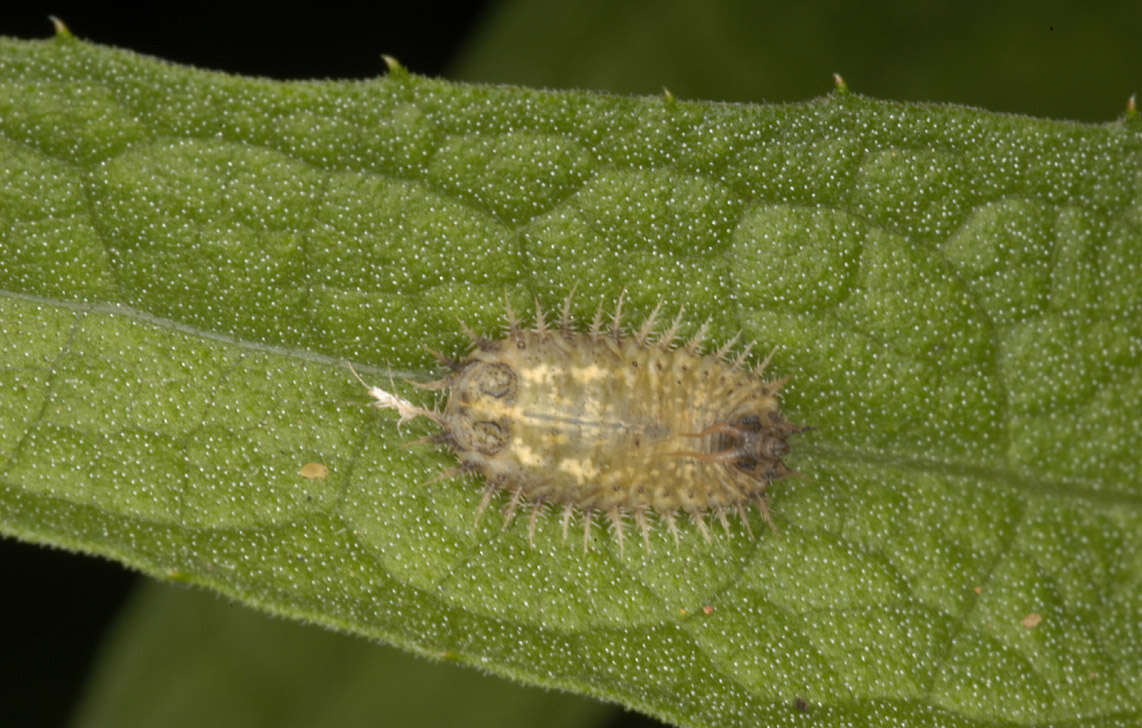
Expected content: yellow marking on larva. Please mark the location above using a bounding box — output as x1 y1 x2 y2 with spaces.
519 364 557 386
558 457 600 484
476 399 523 422
512 440 545 467
352 292 806 555
570 363 608 385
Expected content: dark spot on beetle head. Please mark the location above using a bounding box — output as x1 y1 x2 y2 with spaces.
736 414 762 431
465 420 509 455
734 455 760 474
469 362 518 399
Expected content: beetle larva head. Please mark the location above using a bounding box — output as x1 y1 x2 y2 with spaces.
722 413 803 481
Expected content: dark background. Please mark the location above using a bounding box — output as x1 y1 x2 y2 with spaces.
2 5 489 81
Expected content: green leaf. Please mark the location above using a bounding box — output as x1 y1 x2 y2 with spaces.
71 580 615 728
2 33 1141 728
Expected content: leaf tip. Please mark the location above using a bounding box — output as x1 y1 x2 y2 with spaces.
48 15 75 40
382 54 409 78
1125 93 1138 122
662 86 676 104
832 72 849 94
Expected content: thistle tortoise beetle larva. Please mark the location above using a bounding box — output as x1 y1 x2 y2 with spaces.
351 292 805 553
